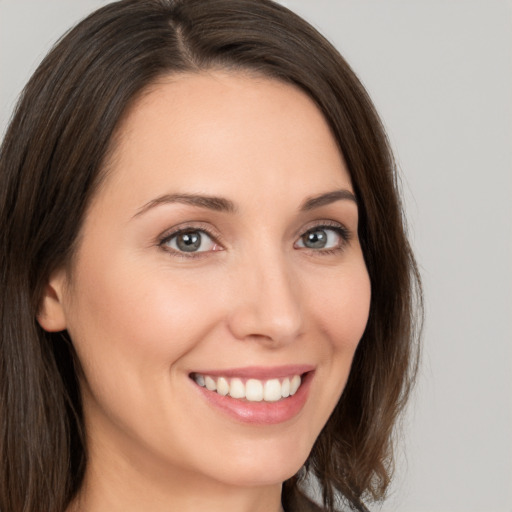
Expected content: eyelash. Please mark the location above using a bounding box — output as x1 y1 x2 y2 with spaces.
298 221 352 256
158 223 222 259
158 221 351 259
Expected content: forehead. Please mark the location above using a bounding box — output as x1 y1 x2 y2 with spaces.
99 71 351 210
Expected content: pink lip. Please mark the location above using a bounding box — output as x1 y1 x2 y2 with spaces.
189 366 315 425
191 364 315 380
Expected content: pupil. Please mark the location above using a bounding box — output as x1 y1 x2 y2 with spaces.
177 232 201 252
305 230 327 249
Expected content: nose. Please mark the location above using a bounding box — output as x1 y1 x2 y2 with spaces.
226 251 303 347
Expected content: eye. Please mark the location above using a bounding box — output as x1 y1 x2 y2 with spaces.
295 225 349 251
161 229 219 254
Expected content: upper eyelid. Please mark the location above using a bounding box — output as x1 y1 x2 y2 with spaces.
297 224 351 244
296 219 351 238
158 222 222 245
157 218 353 249
159 218 348 233
158 226 221 259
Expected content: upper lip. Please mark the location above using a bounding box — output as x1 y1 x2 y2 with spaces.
190 364 315 380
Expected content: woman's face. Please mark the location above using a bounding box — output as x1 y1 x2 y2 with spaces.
44 72 371 490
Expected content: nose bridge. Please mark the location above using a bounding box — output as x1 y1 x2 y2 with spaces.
227 242 303 345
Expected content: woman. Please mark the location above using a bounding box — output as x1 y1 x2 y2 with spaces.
0 1 422 511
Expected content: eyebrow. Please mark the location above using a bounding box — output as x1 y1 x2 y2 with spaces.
300 189 357 211
134 188 357 218
134 193 237 217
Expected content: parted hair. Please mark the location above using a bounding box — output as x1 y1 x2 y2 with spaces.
0 1 422 511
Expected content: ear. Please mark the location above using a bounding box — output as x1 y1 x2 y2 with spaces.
37 270 68 332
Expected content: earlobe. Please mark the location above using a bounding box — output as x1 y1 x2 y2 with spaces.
37 272 68 332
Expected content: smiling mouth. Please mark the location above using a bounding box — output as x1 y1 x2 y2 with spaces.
190 373 304 402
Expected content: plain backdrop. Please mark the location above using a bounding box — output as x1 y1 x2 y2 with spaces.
1 1 511 511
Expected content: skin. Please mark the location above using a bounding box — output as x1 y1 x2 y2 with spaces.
39 71 371 512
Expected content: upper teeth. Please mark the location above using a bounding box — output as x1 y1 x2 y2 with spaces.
193 374 302 402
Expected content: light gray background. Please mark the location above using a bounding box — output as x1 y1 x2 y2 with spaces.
1 1 511 511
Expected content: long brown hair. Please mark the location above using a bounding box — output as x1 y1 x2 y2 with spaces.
0 1 422 511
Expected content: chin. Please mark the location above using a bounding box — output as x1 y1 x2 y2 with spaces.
200 435 313 488
213 462 304 488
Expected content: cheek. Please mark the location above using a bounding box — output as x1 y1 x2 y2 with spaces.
309 261 371 356
285 259 371 447
63 259 228 459
64 257 222 390
307 258 370 407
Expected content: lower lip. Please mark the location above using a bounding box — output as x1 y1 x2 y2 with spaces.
192 372 314 425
